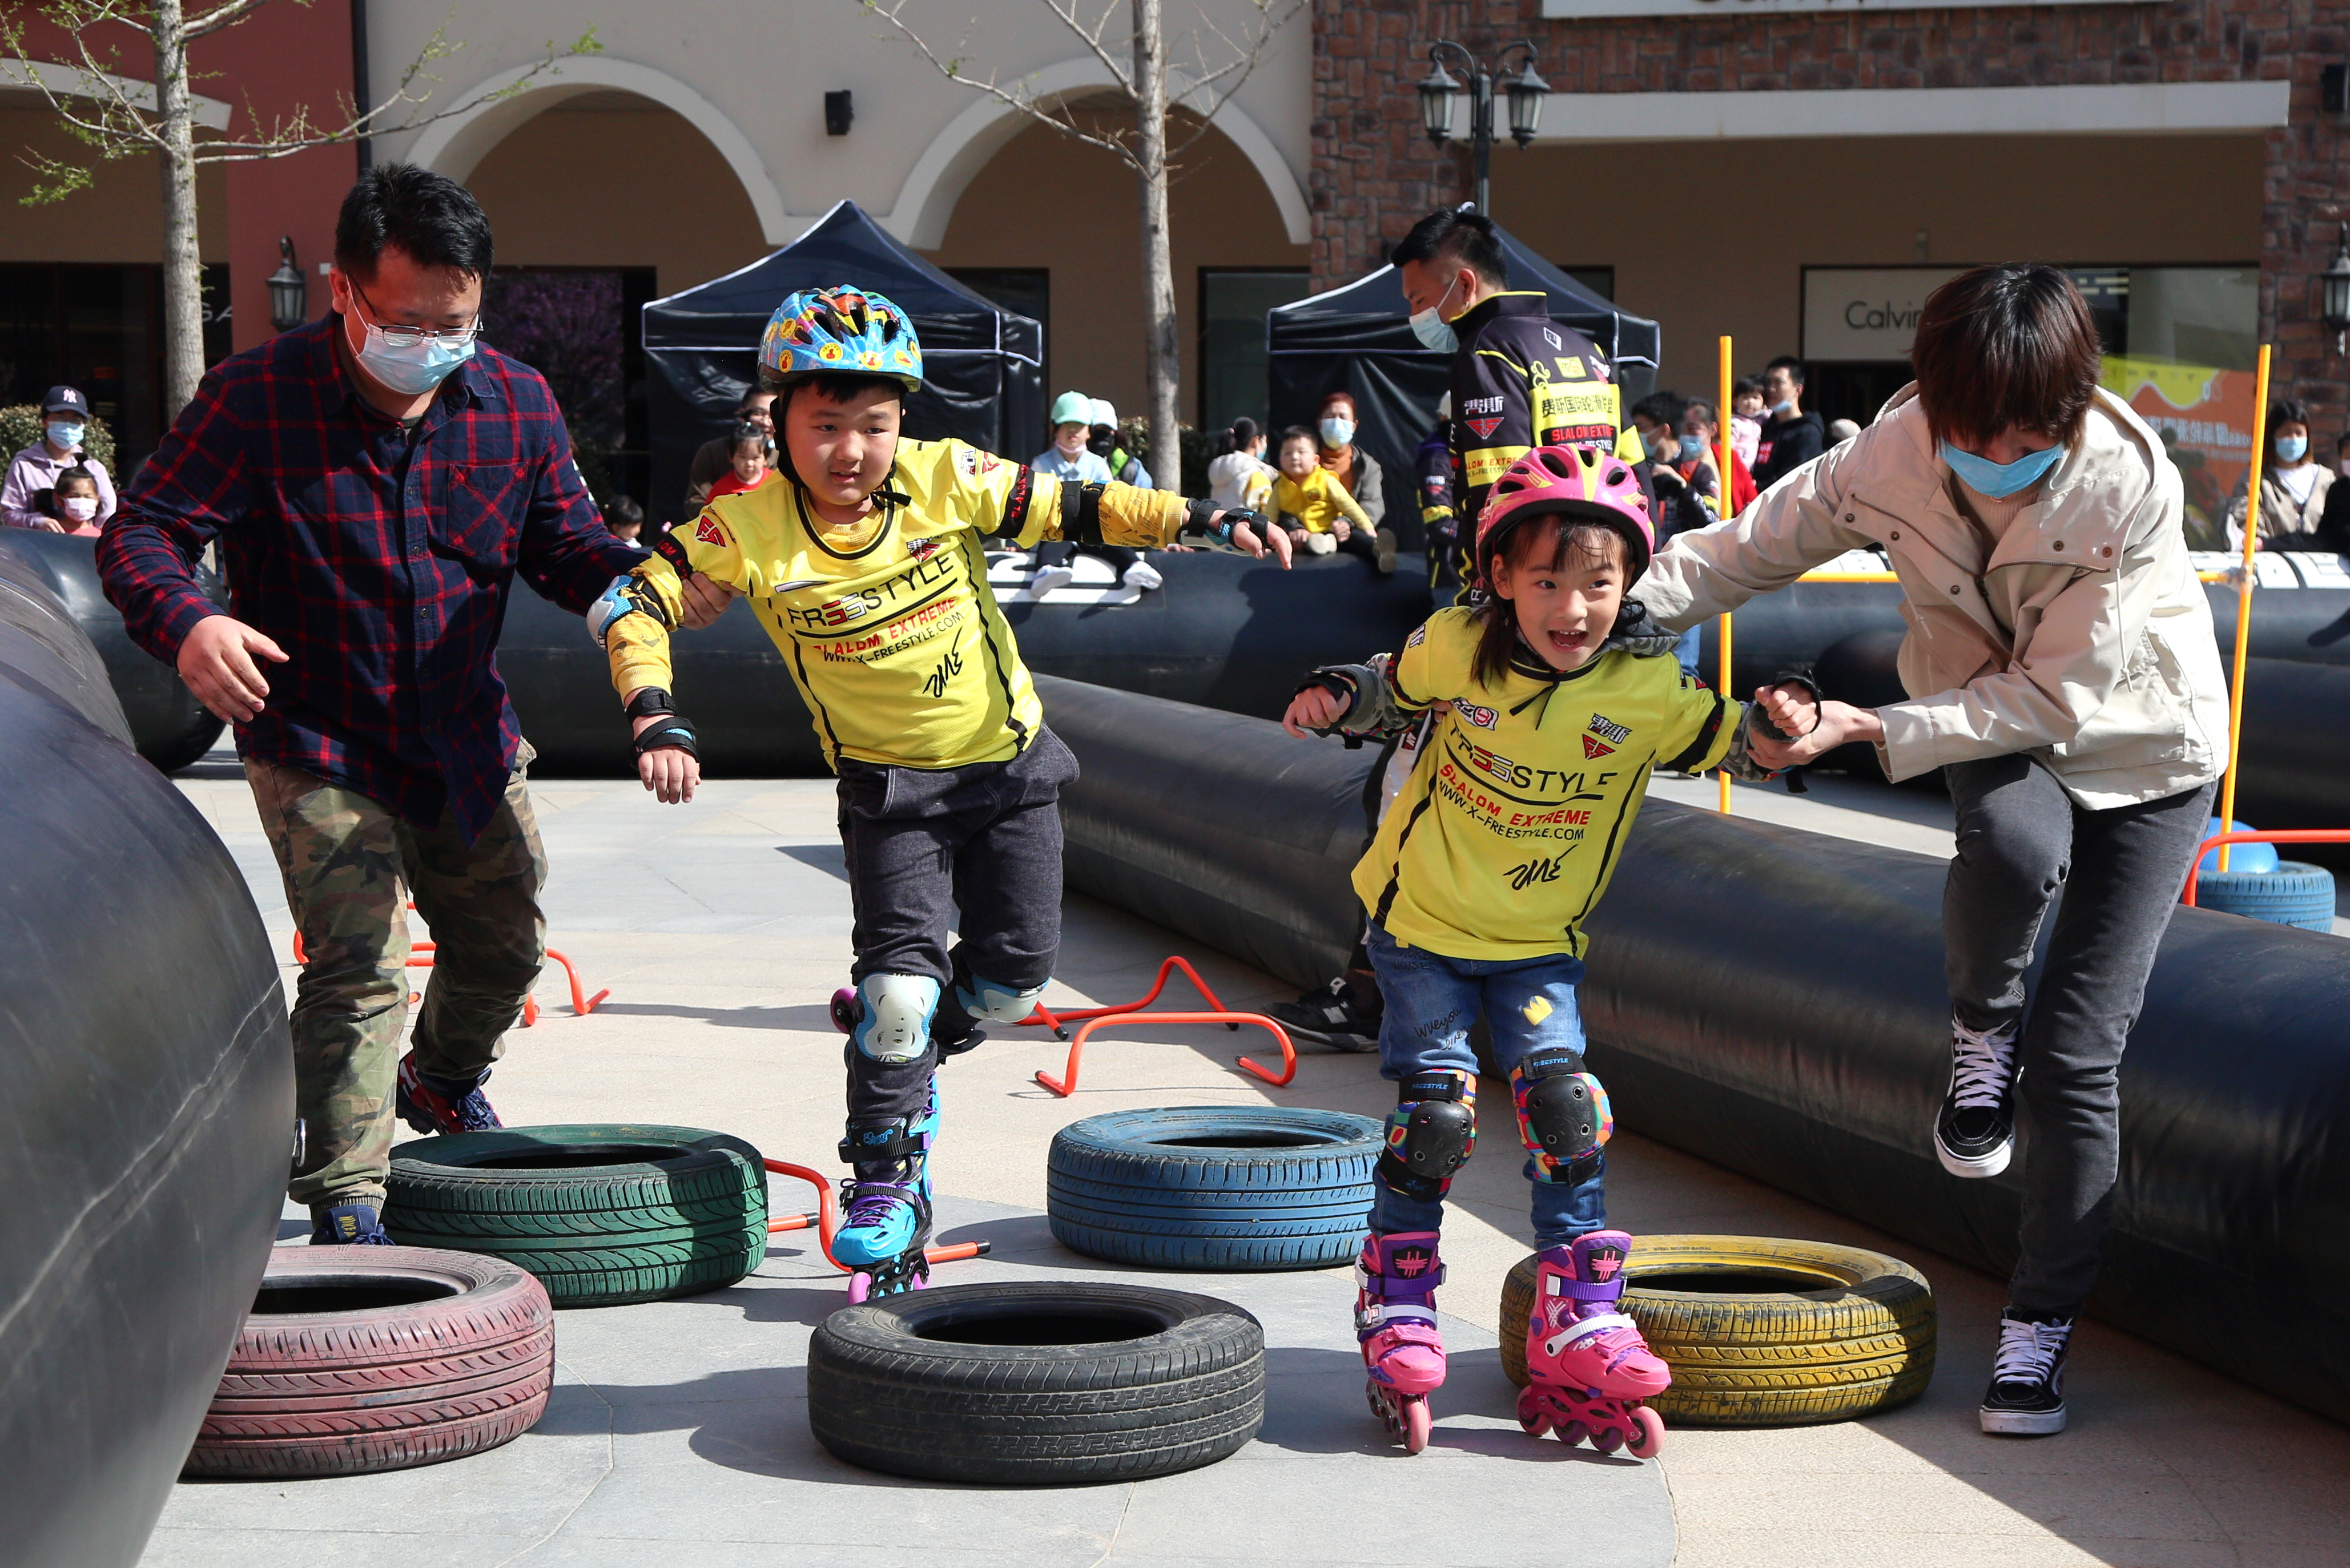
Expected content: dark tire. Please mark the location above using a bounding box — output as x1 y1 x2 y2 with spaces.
2196 862 2338 932
1499 1235 1936 1428
185 1245 553 1478
384 1123 767 1307
1045 1106 1381 1271
808 1281 1263 1484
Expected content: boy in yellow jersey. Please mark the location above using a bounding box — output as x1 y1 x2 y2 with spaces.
1283 444 1804 1455
589 287 1285 1296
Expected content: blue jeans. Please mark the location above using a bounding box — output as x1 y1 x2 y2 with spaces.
1674 623 1704 679
1365 922 1607 1248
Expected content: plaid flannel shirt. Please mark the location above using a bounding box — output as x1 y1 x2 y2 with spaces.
98 316 637 840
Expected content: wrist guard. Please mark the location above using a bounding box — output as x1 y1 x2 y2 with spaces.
1748 671 1822 743
1178 498 1263 552
625 688 677 720
1726 672 1823 795
631 715 699 760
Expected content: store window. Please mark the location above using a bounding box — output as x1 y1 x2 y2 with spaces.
1800 264 2258 540
0 263 231 477
481 267 657 510
1197 268 1310 431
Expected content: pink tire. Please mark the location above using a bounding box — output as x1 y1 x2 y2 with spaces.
846 1271 872 1304
1401 1397 1431 1454
1626 1405 1665 1458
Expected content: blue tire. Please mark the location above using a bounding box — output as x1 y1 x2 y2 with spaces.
1047 1106 1382 1271
2196 861 2339 933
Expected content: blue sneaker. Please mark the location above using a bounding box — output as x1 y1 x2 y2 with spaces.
310 1202 394 1245
396 1051 502 1135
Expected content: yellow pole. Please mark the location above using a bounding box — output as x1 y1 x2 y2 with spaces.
2216 343 2272 873
1717 334 1736 815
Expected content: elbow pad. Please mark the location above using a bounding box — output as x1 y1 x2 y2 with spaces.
586 574 671 648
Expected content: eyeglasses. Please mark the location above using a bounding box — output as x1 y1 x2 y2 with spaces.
351 280 479 346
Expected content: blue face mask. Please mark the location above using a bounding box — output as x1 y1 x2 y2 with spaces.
1409 276 1463 353
46 420 83 450
1942 439 2064 498
348 283 477 397
2276 433 2309 463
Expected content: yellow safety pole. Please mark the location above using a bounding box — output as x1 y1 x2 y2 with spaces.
1717 334 1736 815
2216 343 2272 872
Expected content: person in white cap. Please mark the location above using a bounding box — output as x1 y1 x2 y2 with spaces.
1027 392 1162 592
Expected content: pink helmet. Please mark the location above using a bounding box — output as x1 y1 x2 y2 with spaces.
1474 444 1654 588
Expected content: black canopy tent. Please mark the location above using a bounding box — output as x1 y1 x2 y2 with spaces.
641 200 1044 522
1266 228 1659 544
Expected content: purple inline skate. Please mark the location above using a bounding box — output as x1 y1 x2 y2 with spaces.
1355 1230 1446 1454
1519 1231 1668 1458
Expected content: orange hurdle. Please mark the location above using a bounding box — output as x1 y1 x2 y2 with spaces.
1018 954 1297 1097
288 902 607 1026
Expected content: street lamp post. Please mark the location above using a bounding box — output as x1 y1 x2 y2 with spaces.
2319 223 2350 357
1416 39 1549 215
265 235 308 333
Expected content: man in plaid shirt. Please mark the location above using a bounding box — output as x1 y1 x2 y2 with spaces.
101 166 721 1245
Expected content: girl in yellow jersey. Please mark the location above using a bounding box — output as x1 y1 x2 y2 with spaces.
1283 444 1805 1455
588 287 1283 1296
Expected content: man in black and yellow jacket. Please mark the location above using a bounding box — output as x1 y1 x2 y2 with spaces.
1393 207 1634 605
592 285 1285 1293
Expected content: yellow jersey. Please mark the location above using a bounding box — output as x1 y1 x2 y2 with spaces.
605 437 1185 771
1350 607 1742 962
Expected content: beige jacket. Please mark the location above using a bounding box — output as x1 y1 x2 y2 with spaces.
1635 384 2230 808
2222 462 2333 550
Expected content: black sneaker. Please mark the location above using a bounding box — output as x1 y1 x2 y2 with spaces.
310 1201 394 1246
1980 1308 2072 1435
1265 974 1381 1053
1934 1014 2019 1178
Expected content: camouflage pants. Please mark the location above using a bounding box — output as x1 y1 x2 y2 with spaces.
246 748 548 1208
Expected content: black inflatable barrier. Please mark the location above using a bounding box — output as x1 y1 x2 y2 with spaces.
0 530 225 771
1040 675 2350 1425
497 548 1435 776
0 549 292 1565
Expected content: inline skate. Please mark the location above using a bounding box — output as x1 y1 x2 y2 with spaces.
1519 1230 1669 1458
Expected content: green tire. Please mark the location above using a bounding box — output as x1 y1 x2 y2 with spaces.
384 1124 767 1307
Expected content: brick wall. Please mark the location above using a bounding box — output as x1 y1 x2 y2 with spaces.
1312 1 2340 420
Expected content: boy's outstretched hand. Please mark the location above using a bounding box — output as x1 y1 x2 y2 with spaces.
1282 684 1345 738
1223 510 1294 568
633 714 701 804
678 575 741 628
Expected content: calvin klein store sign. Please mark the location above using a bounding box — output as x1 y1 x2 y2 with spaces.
1802 268 1963 363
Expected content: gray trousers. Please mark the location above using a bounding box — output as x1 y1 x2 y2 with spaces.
1943 756 2216 1316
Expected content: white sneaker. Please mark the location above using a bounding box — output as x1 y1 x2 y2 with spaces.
1122 558 1163 591
1028 563 1076 596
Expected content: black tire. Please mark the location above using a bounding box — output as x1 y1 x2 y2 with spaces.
384 1123 767 1307
808 1281 1264 1484
1045 1106 1381 1271
186 1245 553 1478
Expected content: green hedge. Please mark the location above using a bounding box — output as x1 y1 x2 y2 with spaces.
0 405 117 473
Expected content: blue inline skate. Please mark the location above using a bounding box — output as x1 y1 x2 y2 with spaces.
832 1078 940 1303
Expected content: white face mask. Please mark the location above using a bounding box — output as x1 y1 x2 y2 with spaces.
1409 275 1464 353
60 495 98 522
1319 417 1355 448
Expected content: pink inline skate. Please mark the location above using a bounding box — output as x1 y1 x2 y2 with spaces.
1519 1230 1669 1458
1355 1230 1446 1454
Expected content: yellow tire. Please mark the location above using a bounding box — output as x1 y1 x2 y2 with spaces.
1499 1235 1936 1427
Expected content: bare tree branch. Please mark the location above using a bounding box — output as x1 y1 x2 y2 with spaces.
858 0 1141 171
180 0 273 41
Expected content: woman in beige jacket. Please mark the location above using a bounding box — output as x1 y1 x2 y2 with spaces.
2220 398 2333 551
1635 265 2230 1441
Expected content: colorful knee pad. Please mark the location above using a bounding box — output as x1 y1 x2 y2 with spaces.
851 973 940 1064
1380 1069 1477 1202
1511 1047 1612 1183
953 971 1046 1025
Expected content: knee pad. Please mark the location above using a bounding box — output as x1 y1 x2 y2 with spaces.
953 972 1046 1025
851 973 939 1064
1512 1047 1612 1184
1379 1069 1477 1202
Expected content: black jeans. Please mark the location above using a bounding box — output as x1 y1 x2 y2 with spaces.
835 729 1077 1123
1942 756 2216 1315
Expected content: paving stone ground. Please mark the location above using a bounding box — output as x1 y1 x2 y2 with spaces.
145 752 2350 1567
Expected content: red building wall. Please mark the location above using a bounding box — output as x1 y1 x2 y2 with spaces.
1311 1 2335 420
